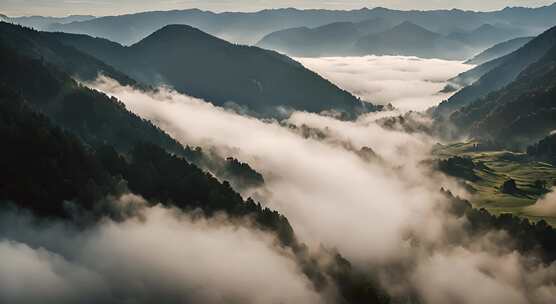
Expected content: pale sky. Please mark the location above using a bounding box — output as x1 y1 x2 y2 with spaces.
1 0 555 17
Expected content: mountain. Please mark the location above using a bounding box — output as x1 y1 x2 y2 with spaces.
449 41 556 148
255 18 395 57
465 36 533 65
447 24 524 50
0 75 294 242
0 21 135 85
258 21 528 59
0 24 266 192
436 25 556 115
256 22 361 57
0 83 114 217
354 21 472 59
52 24 375 117
46 5 556 46
4 14 95 30
0 35 390 304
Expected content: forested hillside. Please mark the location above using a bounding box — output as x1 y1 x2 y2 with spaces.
52 24 375 117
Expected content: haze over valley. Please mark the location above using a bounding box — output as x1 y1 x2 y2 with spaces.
2 1 556 303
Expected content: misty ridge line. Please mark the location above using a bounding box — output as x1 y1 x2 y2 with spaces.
5 2 555 49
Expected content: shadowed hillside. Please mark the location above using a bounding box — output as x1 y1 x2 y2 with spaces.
52 24 376 117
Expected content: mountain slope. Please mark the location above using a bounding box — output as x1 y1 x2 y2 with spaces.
255 18 394 57
354 21 471 59
447 24 524 50
0 31 264 191
436 25 556 115
465 36 533 65
450 43 556 148
53 24 375 117
0 22 135 85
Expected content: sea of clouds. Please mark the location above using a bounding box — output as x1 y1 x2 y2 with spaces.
84 75 556 303
297 55 472 111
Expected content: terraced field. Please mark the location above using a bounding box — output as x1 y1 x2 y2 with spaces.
433 141 556 226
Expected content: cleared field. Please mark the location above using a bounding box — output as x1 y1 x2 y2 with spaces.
433 141 556 226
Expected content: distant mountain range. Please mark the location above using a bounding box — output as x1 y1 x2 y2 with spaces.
354 21 472 59
258 20 531 59
2 14 94 28
4 4 556 47
255 18 396 57
50 24 374 117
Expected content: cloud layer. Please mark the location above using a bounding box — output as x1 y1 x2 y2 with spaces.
297 55 472 111
0 195 320 304
88 76 556 303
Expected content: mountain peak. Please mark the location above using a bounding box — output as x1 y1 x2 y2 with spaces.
394 21 424 30
132 24 225 49
389 21 436 36
473 23 496 32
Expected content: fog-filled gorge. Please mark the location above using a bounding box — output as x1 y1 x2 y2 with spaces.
297 56 473 111
83 73 556 303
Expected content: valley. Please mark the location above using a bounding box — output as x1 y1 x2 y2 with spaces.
1 2 556 303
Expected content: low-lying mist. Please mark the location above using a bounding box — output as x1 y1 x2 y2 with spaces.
0 195 321 304
85 76 556 303
297 55 472 111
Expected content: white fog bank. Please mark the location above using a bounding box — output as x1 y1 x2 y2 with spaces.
0 196 321 304
297 55 473 111
88 77 556 303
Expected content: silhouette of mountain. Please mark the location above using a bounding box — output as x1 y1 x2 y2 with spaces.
0 21 135 85
465 36 533 65
4 14 95 29
256 18 395 57
46 5 556 45
53 24 375 117
0 25 266 191
354 21 471 59
447 24 524 50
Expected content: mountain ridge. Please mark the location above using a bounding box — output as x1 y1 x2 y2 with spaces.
44 4 556 45
436 25 556 115
53 23 376 117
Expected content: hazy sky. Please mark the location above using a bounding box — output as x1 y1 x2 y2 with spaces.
1 0 555 17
